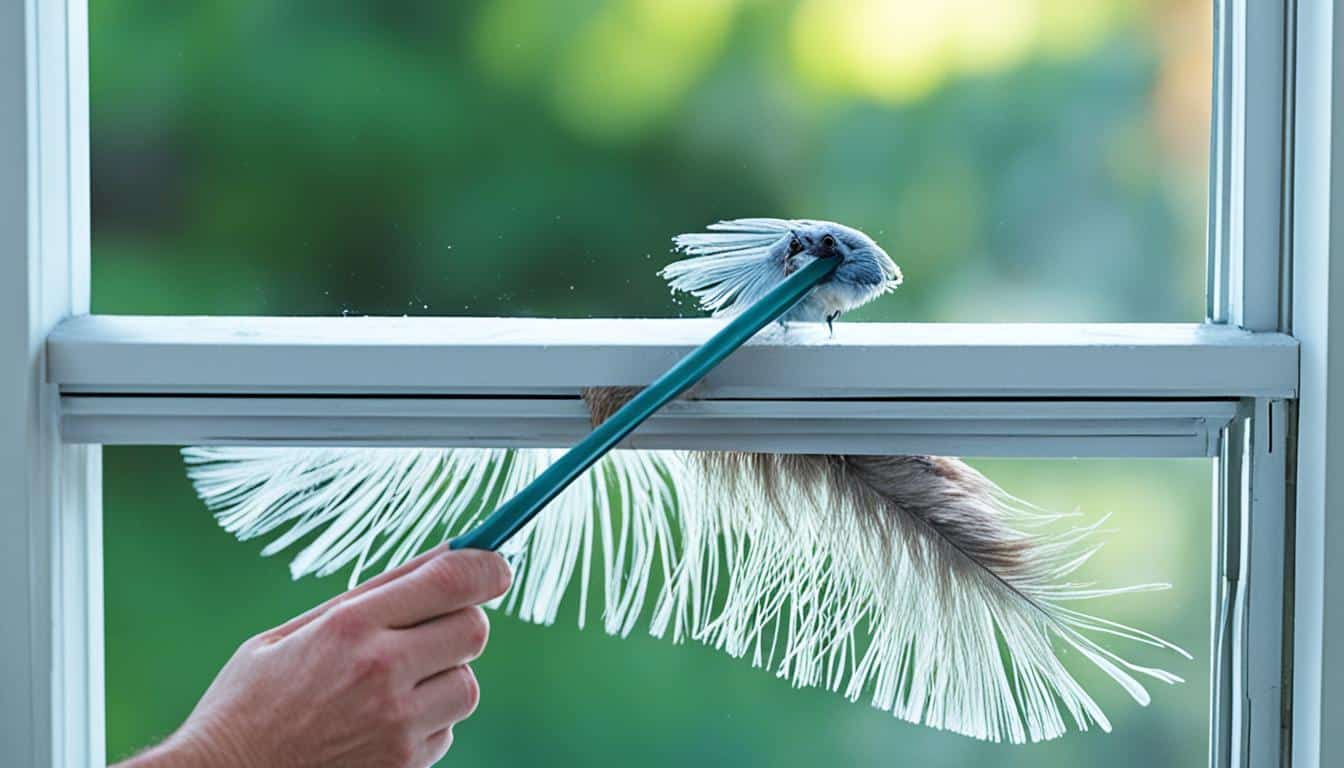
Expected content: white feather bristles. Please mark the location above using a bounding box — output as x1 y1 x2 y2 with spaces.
183 444 1187 744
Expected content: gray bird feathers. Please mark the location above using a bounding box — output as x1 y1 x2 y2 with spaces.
182 218 1185 744
663 218 902 326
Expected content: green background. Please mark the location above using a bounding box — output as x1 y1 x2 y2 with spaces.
94 1 1216 765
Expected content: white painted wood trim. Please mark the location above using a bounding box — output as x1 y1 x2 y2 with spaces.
3 1 1302 767
1206 3 1297 763
1 2 102 767
57 396 1238 457
1229 399 1290 768
1289 1 1344 765
46 317 1299 399
1209 416 1243 768
1216 0 1289 332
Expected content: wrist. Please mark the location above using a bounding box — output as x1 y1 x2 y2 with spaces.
116 720 255 768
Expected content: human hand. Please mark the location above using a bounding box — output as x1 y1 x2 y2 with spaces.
117 545 512 768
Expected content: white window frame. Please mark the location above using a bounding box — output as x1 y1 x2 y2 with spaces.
2 2 1338 767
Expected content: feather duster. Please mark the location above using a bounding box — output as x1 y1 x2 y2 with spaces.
182 219 1187 744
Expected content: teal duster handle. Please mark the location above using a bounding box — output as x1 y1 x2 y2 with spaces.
450 253 840 551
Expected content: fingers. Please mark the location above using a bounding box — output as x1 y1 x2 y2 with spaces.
263 543 452 641
412 665 480 731
394 606 491 683
347 549 512 629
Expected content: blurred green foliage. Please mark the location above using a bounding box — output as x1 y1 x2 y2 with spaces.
94 0 1214 765
91 0 1208 322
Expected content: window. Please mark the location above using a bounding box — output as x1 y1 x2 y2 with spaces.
102 451 1214 766
5 3 1338 768
89 2 1210 322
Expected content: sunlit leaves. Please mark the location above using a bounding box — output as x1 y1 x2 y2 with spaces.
476 0 743 140
788 0 1126 104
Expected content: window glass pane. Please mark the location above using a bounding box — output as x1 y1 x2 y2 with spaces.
105 448 1211 765
92 1 1211 321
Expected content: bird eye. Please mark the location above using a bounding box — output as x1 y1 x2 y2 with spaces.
821 234 836 249
788 237 803 255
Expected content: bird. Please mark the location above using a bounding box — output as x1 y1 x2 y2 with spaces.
662 218 902 333
182 218 1187 745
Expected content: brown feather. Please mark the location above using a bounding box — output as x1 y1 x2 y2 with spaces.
581 387 1035 585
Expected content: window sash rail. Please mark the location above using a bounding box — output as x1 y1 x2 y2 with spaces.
47 316 1298 400
58 395 1240 457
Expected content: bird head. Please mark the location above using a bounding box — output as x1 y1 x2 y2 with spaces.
777 220 902 322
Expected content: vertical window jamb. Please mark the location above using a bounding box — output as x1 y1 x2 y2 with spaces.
1 1 102 767
1287 0 1344 765
1207 0 1231 323
1225 0 1289 333
1230 399 1290 768
1210 416 1245 768
1209 1 1294 766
